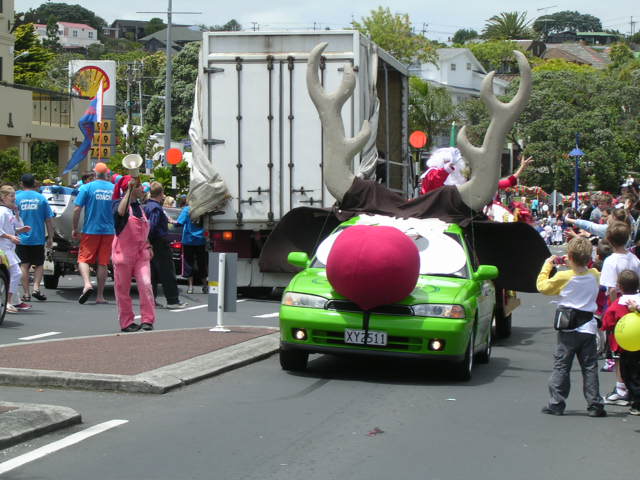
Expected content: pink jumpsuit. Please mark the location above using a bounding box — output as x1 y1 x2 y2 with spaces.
112 206 155 329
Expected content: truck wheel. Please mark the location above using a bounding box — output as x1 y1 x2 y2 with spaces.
452 329 474 381
0 269 8 326
495 312 512 339
279 349 308 372
494 289 512 339
43 274 60 290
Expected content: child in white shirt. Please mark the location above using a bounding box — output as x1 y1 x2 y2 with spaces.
600 221 640 303
0 185 32 313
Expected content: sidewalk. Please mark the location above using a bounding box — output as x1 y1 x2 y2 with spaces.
0 327 280 449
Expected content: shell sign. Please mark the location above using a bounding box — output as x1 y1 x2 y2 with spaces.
69 60 116 106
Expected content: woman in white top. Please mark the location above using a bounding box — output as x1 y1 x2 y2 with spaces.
0 185 32 313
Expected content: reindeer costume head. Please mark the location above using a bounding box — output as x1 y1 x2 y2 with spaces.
259 42 546 311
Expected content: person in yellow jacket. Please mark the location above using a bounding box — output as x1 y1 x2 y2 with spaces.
536 236 606 417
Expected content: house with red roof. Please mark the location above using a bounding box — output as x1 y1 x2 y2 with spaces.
33 22 100 50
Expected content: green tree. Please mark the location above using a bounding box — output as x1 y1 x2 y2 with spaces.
211 19 242 31
352 7 436 64
451 29 478 45
482 11 533 40
42 15 62 52
17 3 107 35
533 58 596 74
30 142 60 180
468 40 528 72
408 77 457 140
609 43 635 67
144 42 199 140
13 23 55 87
457 70 640 193
532 10 602 35
145 17 166 36
0 148 29 185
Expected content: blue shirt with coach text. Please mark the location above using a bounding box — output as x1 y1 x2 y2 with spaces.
74 180 115 235
16 190 55 245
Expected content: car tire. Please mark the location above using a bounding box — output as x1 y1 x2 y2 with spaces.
476 319 492 364
279 349 308 372
452 329 474 381
43 274 60 290
0 268 8 326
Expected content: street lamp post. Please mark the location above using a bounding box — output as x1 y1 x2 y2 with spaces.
569 133 585 210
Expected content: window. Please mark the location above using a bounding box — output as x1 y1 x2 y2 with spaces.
73 30 78 37
466 63 471 70
450 63 456 71
0 0 3 14
0 57 3 82
88 31 93 38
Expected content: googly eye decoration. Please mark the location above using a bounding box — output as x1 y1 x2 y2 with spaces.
415 233 467 275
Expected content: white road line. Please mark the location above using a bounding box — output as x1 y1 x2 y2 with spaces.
237 299 247 303
252 312 280 318
19 332 62 341
0 419 128 475
168 304 208 312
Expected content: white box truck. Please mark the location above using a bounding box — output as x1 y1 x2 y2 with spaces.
188 30 410 288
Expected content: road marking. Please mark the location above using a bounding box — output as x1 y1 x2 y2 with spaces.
237 299 247 303
0 419 128 475
253 312 280 318
19 332 61 341
168 304 208 312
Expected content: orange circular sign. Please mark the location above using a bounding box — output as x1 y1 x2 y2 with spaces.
166 148 183 165
409 131 428 149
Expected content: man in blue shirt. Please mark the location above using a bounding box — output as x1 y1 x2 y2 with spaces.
144 181 186 308
16 174 55 301
72 162 115 304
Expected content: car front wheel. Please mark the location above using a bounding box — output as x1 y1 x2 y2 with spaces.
452 329 474 381
279 349 308 372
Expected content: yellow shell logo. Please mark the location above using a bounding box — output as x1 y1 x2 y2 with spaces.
71 66 110 97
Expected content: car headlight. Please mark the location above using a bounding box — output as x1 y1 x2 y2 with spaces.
282 292 328 309
412 304 465 318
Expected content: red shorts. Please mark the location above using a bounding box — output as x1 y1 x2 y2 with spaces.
79 234 114 266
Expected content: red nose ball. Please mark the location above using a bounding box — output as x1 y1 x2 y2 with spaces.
326 225 420 311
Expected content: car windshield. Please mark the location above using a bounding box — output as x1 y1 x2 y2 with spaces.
311 226 469 278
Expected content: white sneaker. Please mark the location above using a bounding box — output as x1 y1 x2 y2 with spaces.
6 304 18 314
605 391 630 406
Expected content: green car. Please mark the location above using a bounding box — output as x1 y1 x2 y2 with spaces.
279 217 498 381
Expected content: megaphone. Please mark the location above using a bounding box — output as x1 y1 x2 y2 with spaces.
122 154 143 177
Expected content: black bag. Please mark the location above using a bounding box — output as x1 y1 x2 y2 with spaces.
554 306 593 331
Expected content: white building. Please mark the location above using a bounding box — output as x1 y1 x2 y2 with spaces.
412 48 509 105
34 22 100 50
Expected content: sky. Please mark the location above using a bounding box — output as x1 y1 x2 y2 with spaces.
15 1 640 42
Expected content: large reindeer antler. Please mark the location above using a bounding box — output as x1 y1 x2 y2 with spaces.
307 42 371 202
457 50 532 211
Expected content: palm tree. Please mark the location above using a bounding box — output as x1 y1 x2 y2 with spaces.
483 11 533 40
408 77 457 140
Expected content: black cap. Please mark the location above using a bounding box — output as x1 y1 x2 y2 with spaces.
21 173 36 188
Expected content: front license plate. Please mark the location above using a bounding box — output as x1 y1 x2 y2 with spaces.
344 329 388 346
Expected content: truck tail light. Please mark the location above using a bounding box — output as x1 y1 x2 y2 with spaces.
170 241 182 250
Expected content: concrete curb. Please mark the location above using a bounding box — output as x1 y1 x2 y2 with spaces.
0 333 280 394
0 402 81 449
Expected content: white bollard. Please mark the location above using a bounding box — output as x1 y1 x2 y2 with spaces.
210 253 230 332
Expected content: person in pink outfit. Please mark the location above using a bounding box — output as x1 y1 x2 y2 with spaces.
112 175 156 332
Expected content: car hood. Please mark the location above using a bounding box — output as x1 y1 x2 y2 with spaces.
287 269 469 305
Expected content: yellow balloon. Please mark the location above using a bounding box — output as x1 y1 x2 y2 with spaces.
614 312 640 352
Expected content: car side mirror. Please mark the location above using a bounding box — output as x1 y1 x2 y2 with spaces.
287 252 310 269
474 265 498 281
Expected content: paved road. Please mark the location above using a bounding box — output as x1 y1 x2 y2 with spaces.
1 287 638 479
0 277 281 344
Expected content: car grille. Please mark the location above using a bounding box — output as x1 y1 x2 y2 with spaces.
325 300 413 316
311 330 423 351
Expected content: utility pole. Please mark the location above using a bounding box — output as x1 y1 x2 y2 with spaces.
137 2 201 159
631 16 636 36
138 60 144 128
126 63 133 150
